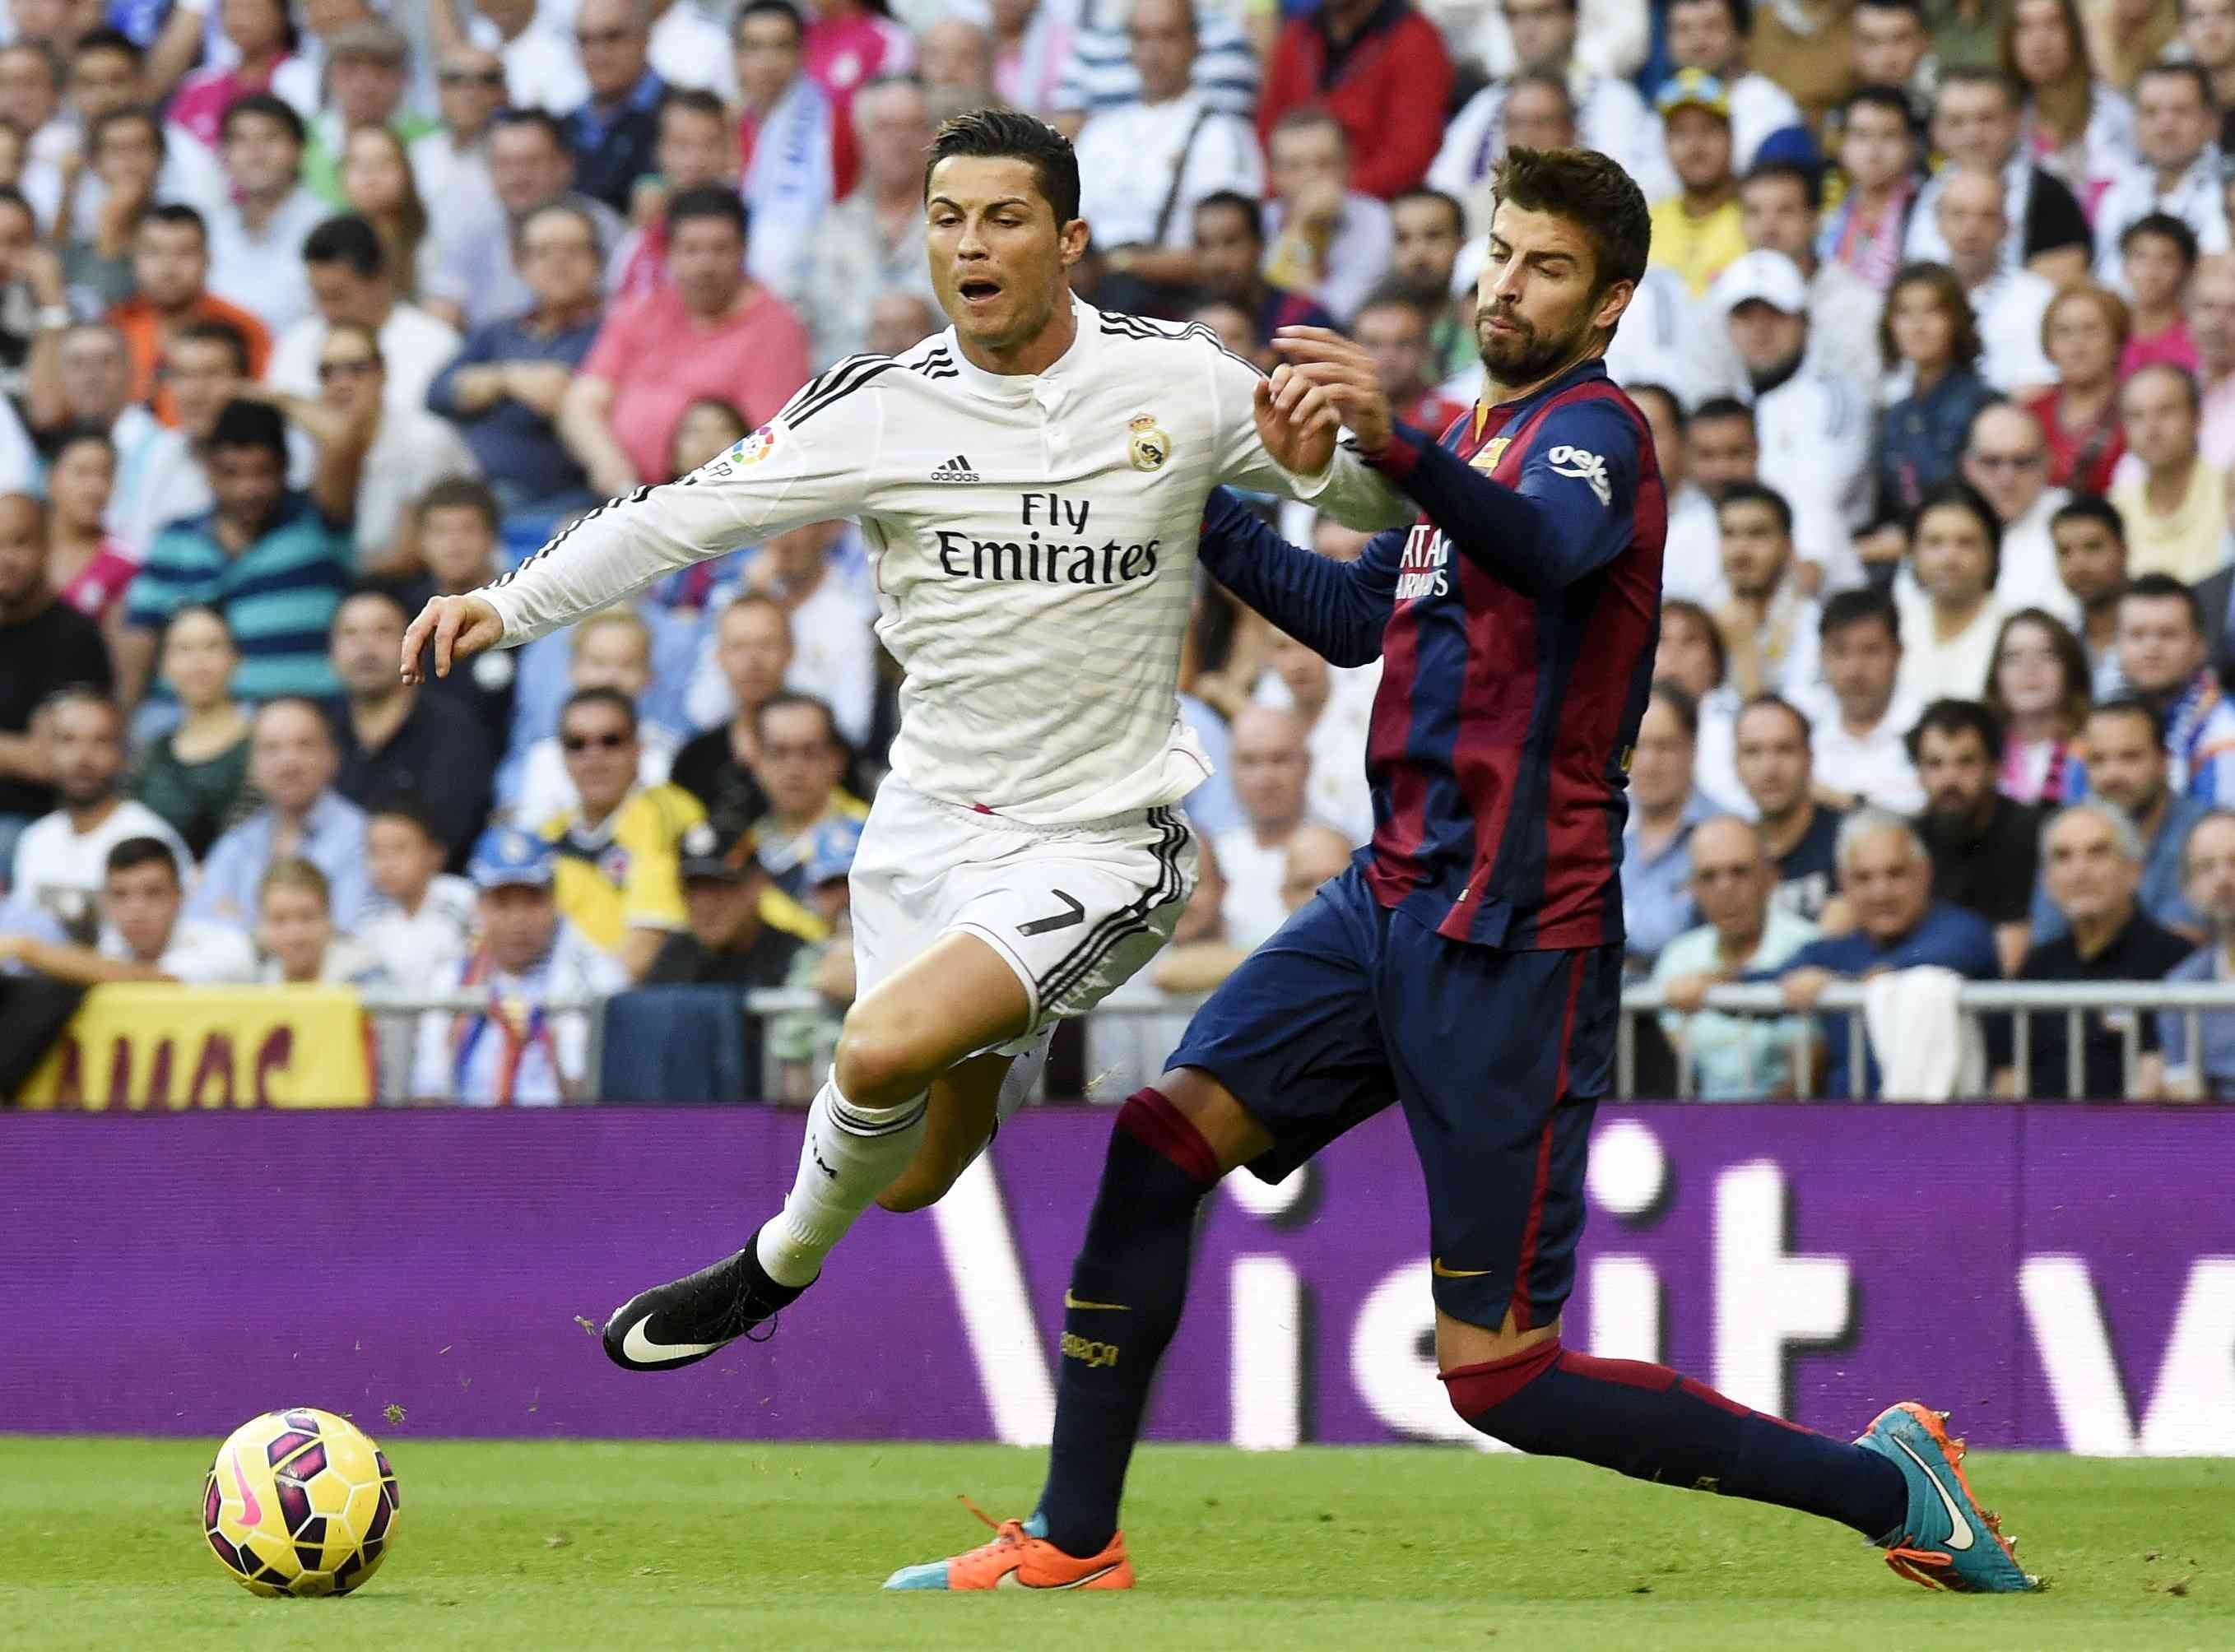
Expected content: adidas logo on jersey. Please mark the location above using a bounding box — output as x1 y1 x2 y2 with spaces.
929 454 981 482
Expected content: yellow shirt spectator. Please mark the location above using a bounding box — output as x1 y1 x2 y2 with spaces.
542 783 705 957
541 785 828 958
1649 196 1748 299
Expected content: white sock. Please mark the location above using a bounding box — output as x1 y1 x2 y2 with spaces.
755 1076 927 1287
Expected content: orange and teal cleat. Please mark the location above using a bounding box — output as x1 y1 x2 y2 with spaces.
1856 1401 2041 1593
883 1500 1133 1592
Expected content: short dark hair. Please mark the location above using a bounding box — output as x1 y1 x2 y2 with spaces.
173 317 250 374
2137 59 2214 108
2089 694 2166 747
0 39 60 85
1855 0 1925 16
1351 283 1433 329
491 106 569 154
1624 381 1683 431
1819 585 1900 644
657 86 730 131
1389 186 1465 238
1740 157 1821 210
417 476 500 532
667 183 749 241
2050 490 2126 545
925 106 1080 227
1909 478 2002 583
337 584 412 629
1670 0 1749 30
1842 82 1920 134
50 420 114 465
90 104 163 161
365 797 445 844
1649 679 1700 738
2124 570 2206 635
1737 692 1810 744
2121 210 2200 268
72 26 142 63
39 684 117 726
735 0 806 42
105 835 181 884
1717 478 1793 536
1489 146 1652 295
1193 188 1262 243
561 685 638 733
1936 64 2018 109
1690 393 1754 429
207 397 288 461
303 213 386 279
221 91 305 148
160 601 233 649
1905 698 2004 764
141 200 206 243
756 689 840 745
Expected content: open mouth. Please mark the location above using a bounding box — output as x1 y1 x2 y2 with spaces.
958 278 1002 306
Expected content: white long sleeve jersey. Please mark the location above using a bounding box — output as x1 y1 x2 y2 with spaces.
480 298 1414 824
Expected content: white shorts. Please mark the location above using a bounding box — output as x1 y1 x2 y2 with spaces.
849 779 1199 1057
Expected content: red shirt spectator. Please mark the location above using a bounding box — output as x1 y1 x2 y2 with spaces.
2022 386 2127 495
581 284 811 484
802 0 914 197
1257 0 1452 200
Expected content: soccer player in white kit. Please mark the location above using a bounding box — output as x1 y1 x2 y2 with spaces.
400 109 1411 1370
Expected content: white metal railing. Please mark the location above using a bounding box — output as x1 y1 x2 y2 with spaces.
358 986 836 1104
354 980 2235 1104
1617 979 2235 1101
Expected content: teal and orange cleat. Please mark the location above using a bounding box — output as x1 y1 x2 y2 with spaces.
1855 1401 2041 1593
883 1501 1133 1592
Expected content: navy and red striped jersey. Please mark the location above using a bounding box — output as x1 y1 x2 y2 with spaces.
1197 357 1666 952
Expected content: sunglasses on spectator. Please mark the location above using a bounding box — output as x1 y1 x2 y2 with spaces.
562 731 631 753
318 357 379 381
440 67 505 86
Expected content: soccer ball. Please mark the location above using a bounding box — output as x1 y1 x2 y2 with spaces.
201 1408 400 1597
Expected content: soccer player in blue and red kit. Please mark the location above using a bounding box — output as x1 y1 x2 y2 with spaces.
890 147 2038 1598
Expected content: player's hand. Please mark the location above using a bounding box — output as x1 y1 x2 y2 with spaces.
1780 966 1836 1014
1272 327 1395 455
1253 369 1337 476
400 594 503 684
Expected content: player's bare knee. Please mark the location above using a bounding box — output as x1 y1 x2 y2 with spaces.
832 1021 933 1111
1154 1067 1272 1172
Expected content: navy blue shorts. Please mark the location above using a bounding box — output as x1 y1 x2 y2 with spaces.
1169 864 1619 1332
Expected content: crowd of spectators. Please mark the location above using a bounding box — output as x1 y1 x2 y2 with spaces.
2 0 2235 1102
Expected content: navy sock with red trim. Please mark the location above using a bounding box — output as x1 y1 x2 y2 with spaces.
1034 1088 1220 1559
1444 1341 1908 1539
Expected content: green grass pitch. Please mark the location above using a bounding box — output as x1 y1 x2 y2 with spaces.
2 1437 2228 1650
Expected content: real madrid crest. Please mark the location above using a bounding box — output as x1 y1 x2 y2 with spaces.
1128 413 1172 472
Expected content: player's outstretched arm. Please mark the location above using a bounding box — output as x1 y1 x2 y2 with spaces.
1196 488 1396 668
430 374 886 657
